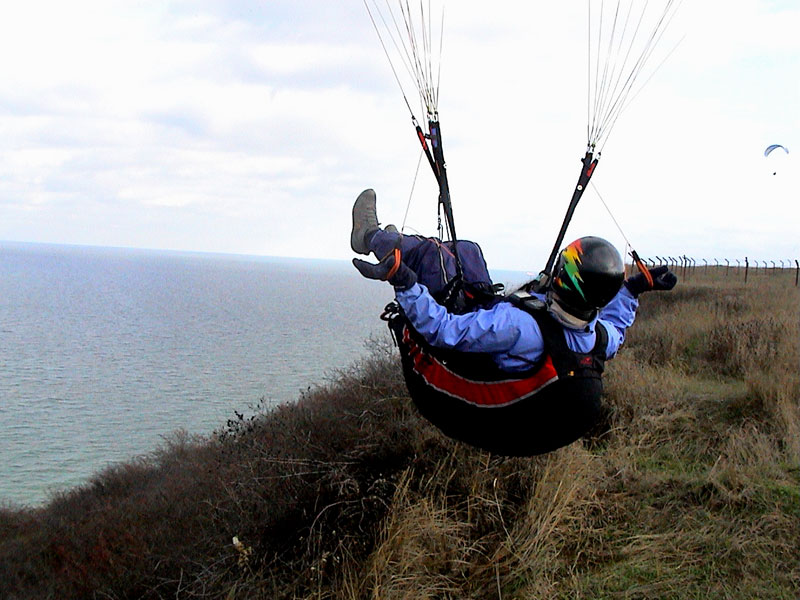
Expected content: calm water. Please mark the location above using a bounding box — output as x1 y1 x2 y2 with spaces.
0 242 527 507
0 242 399 507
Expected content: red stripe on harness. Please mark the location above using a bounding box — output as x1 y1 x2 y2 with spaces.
403 327 558 407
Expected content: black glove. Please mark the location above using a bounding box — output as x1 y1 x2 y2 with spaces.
624 265 677 297
353 249 417 291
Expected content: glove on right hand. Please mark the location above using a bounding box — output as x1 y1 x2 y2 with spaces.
352 249 417 291
624 265 677 297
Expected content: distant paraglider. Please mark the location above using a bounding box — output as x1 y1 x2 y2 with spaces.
764 144 789 175
764 144 789 157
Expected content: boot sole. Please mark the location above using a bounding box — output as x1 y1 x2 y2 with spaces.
351 189 378 255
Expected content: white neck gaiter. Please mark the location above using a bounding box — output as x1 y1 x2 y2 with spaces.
547 297 595 331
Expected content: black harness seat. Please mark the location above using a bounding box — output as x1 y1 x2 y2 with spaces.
386 294 609 456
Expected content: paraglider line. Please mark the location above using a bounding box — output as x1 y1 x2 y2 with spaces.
591 181 653 287
401 150 425 233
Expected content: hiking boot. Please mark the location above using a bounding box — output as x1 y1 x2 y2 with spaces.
351 189 379 255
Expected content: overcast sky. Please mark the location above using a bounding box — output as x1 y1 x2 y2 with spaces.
1 1 798 271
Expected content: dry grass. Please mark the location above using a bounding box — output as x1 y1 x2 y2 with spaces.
0 273 798 599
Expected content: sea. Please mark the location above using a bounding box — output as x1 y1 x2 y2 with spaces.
0 241 527 507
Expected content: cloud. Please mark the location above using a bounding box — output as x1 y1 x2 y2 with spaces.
0 2 798 269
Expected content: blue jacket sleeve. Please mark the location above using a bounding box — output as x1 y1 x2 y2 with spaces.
394 282 638 367
394 282 546 369
597 286 639 358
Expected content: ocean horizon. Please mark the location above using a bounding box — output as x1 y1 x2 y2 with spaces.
1 240 528 506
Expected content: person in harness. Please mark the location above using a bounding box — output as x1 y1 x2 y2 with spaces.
350 189 677 456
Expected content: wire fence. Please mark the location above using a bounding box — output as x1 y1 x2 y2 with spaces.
633 257 800 287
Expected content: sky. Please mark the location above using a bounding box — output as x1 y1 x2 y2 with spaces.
1 1 798 272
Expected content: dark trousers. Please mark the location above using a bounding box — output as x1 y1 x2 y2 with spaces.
370 230 461 296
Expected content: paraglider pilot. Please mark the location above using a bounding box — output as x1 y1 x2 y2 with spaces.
350 189 678 456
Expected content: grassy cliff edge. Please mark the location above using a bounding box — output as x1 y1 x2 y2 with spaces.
1 271 798 599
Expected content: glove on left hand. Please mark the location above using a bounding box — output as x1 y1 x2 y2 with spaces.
624 265 678 297
353 249 417 291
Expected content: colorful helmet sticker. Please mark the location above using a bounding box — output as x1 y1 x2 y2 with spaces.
559 240 587 301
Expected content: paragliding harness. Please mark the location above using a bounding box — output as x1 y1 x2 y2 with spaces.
382 291 609 456
362 1 680 455
376 119 612 456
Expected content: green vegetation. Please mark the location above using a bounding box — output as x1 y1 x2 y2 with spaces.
1 271 798 599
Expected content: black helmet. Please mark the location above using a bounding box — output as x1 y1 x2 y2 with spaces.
550 236 624 320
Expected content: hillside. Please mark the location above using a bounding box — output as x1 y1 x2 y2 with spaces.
1 270 798 599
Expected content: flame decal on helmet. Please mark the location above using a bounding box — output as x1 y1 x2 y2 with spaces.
559 240 587 301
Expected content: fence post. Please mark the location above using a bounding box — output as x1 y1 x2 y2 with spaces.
725 258 730 276
795 259 799 287
745 257 749 284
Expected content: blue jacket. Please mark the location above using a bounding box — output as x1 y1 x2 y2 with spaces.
395 284 639 372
